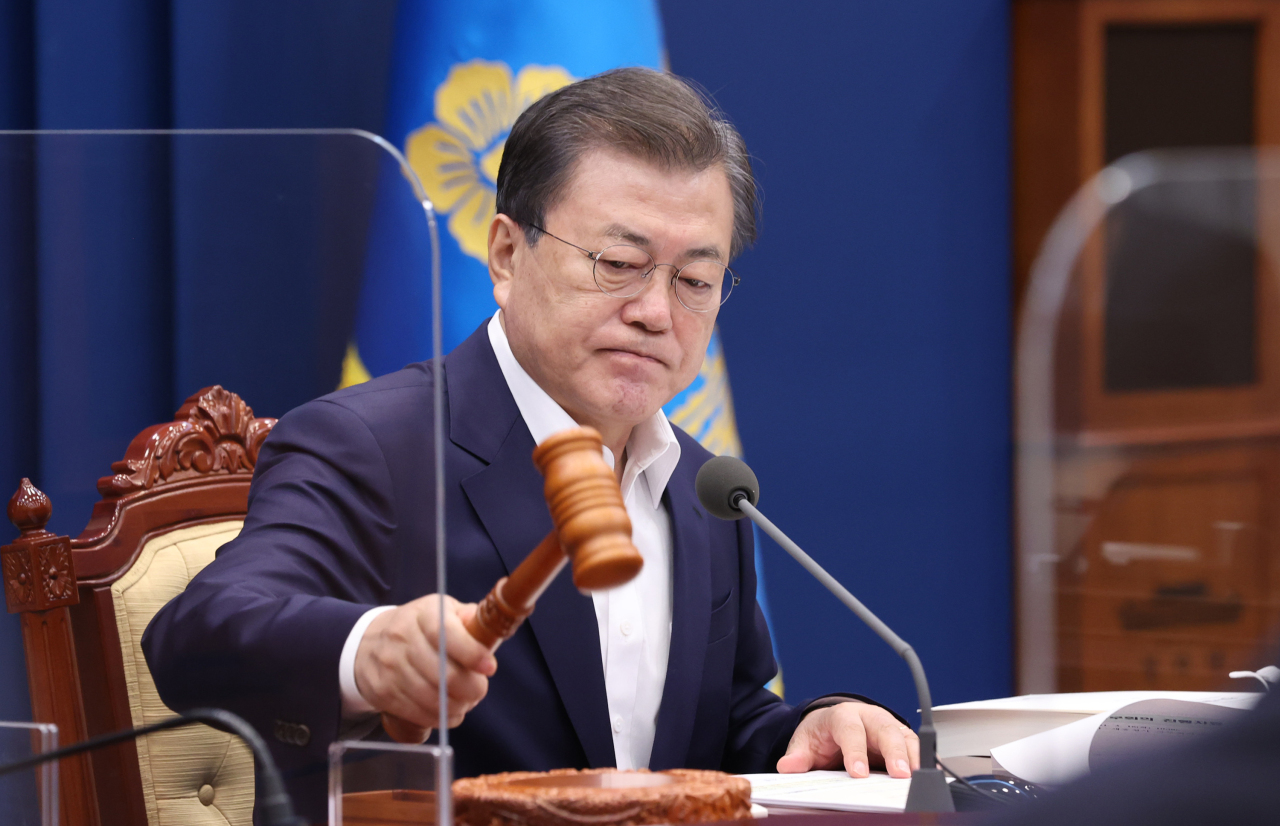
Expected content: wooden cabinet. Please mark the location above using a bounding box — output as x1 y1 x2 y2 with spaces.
1057 442 1280 690
1014 0 1280 692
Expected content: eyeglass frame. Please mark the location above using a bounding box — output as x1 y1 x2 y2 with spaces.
524 223 740 312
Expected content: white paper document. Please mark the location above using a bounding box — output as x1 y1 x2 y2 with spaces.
990 696 1255 786
738 770 927 814
934 690 1259 758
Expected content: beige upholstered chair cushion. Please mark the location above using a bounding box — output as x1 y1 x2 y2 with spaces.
111 520 255 826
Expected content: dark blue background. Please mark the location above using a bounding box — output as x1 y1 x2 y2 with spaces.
662 0 1013 721
0 0 1011 739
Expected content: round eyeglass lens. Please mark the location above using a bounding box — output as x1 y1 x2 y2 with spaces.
593 245 655 296
674 261 733 311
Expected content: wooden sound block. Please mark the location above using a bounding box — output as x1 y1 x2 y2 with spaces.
453 768 752 826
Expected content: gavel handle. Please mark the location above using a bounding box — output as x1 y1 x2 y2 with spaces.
381 529 567 743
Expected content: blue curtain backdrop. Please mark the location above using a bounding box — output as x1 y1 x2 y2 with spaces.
0 0 400 727
0 0 1011 738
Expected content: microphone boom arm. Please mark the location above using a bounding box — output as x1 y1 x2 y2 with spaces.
733 496 952 812
735 499 935 730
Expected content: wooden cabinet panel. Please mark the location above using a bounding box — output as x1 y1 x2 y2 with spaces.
1056 443 1280 690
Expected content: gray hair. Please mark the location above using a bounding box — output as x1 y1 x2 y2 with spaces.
496 66 758 260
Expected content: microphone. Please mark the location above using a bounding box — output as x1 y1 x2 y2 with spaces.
696 456 954 813
0 708 304 826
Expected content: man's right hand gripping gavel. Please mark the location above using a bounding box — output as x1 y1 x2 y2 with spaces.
353 593 498 742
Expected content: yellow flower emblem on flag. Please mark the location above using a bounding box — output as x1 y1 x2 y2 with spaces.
406 60 575 262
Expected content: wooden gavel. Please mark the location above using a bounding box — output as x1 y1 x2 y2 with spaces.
382 426 643 743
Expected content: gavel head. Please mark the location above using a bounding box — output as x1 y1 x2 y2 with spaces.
533 427 644 591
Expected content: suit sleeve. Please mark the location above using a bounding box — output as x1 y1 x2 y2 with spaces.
141 398 399 772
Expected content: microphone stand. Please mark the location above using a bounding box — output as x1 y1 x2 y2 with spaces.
0 708 304 826
735 497 954 813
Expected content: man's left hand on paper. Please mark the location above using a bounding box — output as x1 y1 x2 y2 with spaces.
777 701 921 779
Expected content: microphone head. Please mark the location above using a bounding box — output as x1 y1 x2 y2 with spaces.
695 455 760 520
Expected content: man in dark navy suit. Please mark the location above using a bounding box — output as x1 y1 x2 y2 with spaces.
143 68 918 822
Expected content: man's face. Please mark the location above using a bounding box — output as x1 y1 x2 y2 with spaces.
491 147 734 439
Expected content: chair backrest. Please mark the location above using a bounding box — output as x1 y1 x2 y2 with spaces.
1 386 276 826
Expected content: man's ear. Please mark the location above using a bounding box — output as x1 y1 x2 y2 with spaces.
489 214 521 309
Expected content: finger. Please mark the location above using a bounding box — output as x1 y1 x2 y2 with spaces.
446 704 471 729
904 727 920 770
395 625 488 720
397 609 489 708
827 708 870 778
435 600 499 676
777 709 840 773
776 713 818 773
381 665 442 726
402 642 486 710
775 740 816 774
873 723 912 779
400 624 444 689
363 637 432 713
382 712 431 744
442 657 490 706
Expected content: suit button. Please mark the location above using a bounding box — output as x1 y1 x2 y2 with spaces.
198 784 215 806
273 719 311 747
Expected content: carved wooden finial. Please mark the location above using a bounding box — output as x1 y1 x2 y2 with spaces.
3 478 76 614
98 385 277 498
8 479 51 535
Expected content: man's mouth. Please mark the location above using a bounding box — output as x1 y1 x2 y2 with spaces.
602 347 665 366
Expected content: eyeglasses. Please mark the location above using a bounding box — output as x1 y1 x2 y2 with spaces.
527 224 739 313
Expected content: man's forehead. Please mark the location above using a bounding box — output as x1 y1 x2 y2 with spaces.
555 148 733 259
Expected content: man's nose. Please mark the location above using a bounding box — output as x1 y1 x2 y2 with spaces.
620 267 676 331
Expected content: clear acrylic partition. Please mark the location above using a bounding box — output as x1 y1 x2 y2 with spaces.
329 740 446 826
0 721 58 826
1018 148 1280 694
0 130 449 822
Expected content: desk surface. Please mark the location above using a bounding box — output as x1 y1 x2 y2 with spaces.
761 812 975 825
336 768 995 826
333 804 978 826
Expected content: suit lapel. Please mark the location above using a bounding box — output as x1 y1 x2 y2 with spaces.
448 328 616 769
649 460 711 769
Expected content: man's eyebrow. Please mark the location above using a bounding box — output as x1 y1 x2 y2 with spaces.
603 223 651 246
602 223 725 262
683 244 725 261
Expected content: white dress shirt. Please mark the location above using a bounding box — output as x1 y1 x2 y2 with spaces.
339 311 680 770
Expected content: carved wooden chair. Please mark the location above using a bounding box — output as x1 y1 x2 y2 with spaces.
1 387 276 826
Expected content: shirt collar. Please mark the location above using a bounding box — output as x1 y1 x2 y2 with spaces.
487 312 681 505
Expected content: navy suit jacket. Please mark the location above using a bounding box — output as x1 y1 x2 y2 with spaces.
142 325 821 822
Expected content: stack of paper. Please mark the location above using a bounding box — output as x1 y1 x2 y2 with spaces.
933 690 1259 758
738 770 923 814
990 694 1258 785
